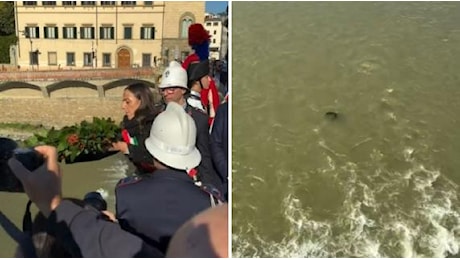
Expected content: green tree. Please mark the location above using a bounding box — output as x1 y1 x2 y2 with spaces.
0 1 15 63
0 1 15 36
0 35 17 63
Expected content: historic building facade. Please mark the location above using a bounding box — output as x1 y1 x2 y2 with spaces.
13 1 205 70
204 16 223 60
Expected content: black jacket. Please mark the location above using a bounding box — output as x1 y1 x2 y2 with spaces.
210 102 228 199
185 104 224 193
121 111 157 174
115 169 212 253
48 200 164 257
157 102 223 192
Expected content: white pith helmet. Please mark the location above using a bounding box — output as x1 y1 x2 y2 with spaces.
144 102 201 170
159 61 188 89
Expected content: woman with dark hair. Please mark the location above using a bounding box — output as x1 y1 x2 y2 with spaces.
111 82 161 174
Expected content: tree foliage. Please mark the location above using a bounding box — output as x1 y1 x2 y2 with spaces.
0 1 15 63
0 1 15 36
0 34 17 64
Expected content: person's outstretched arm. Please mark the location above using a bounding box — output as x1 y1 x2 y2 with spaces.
8 145 163 258
48 200 163 257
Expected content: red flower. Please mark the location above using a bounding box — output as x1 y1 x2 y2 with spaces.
66 134 79 146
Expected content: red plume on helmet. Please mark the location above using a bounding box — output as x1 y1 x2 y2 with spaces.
188 23 210 46
186 23 210 62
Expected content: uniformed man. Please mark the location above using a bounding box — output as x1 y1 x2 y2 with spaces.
115 102 214 253
158 61 223 193
186 59 210 112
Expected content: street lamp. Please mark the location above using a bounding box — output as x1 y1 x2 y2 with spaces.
91 41 97 68
21 30 34 70
34 49 41 70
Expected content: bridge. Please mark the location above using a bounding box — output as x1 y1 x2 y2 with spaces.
0 68 164 128
0 68 161 98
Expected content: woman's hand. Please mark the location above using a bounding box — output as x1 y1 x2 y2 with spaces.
8 145 62 217
110 141 129 154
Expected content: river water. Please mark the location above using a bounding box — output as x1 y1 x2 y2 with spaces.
0 153 133 257
232 2 460 258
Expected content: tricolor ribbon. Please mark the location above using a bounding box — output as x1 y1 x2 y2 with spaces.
121 129 138 146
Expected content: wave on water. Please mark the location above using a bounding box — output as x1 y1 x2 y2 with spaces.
101 158 131 183
94 159 131 203
233 147 460 258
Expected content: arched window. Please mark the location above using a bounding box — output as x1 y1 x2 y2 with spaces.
180 17 193 38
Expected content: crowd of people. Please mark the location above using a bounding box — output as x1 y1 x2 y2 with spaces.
2 21 229 258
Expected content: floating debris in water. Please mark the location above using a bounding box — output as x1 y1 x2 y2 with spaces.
325 111 339 120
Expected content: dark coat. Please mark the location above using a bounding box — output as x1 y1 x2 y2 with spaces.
157 102 223 192
121 111 156 174
210 102 228 199
185 103 224 193
48 200 164 257
115 169 212 253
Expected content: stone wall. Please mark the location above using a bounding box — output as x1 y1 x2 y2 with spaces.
1 97 124 128
0 85 162 128
0 67 163 128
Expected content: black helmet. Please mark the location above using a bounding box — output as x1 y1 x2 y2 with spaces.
187 60 210 88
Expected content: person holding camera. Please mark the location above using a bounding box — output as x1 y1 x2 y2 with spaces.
5 145 164 257
3 131 226 257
